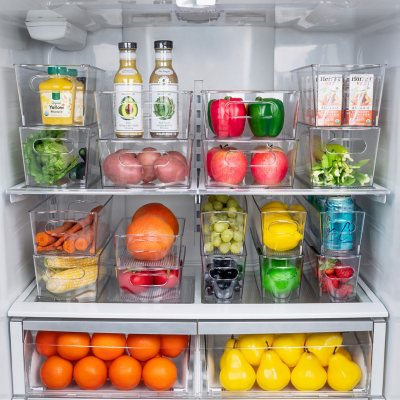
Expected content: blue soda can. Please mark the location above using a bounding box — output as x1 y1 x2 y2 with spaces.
324 196 354 251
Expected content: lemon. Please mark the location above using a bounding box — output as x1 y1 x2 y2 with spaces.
288 203 306 213
263 219 303 252
261 201 288 212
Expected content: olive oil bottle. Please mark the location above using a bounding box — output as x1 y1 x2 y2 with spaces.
114 42 143 137
149 40 179 138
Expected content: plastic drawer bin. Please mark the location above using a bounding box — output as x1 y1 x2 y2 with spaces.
293 64 385 126
33 235 113 302
202 90 299 139
15 64 105 126
98 139 192 188
30 195 112 256
297 123 380 188
200 195 247 256
201 248 247 303
203 139 297 188
95 90 193 139
203 331 371 395
20 125 99 188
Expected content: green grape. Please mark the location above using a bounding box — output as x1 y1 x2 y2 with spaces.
227 206 238 218
213 201 223 211
219 242 231 254
202 223 211 235
210 214 220 224
230 241 243 255
218 213 228 221
204 242 214 253
227 198 239 209
212 236 222 247
211 231 221 241
228 217 236 226
221 229 234 243
202 202 214 212
236 214 245 225
214 222 229 233
208 195 217 203
233 231 243 243
216 194 229 204
222 207 229 212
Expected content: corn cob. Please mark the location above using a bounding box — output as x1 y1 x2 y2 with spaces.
44 264 98 294
44 255 99 269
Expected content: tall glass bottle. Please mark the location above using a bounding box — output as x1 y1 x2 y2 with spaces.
149 40 179 138
114 42 143 137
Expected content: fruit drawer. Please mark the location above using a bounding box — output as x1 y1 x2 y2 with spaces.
30 195 113 256
98 139 192 188
202 90 299 139
23 327 194 396
203 139 298 188
202 331 372 396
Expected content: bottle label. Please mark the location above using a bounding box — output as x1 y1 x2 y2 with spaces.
316 74 342 126
150 84 178 133
154 68 174 76
118 68 138 76
114 83 143 133
74 90 84 122
41 91 73 118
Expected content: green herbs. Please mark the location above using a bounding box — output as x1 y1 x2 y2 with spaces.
153 96 175 120
311 143 371 187
23 130 80 185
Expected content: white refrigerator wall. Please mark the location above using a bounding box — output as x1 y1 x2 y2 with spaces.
0 18 47 400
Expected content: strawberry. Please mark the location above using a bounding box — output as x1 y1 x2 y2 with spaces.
335 267 354 279
336 284 354 298
324 267 335 276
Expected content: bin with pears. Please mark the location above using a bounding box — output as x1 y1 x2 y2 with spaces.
205 331 370 394
253 197 307 302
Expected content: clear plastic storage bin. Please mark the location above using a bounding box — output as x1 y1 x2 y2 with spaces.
117 246 186 303
200 195 247 256
15 64 105 126
20 125 99 188
297 124 380 188
30 195 112 256
203 139 297 188
293 64 385 126
98 139 192 188
202 90 299 139
33 236 113 302
203 331 371 394
201 248 247 303
94 90 193 139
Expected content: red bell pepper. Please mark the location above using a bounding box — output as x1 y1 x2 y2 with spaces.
207 96 246 137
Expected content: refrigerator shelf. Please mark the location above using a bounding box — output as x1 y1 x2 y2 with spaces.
8 264 388 322
7 178 390 203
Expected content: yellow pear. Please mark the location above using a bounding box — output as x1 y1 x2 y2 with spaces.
273 333 305 368
335 347 352 360
256 349 291 391
327 353 362 391
291 352 327 391
219 337 236 370
219 349 256 391
306 332 343 367
236 334 269 366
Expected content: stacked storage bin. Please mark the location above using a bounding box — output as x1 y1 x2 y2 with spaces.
94 90 193 302
293 64 385 302
14 64 114 301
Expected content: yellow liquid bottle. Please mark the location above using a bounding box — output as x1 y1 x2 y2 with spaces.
149 40 179 138
114 42 143 137
39 66 75 125
68 68 84 125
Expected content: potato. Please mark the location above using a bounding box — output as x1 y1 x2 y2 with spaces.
103 150 143 185
154 153 187 183
137 147 161 183
167 151 189 177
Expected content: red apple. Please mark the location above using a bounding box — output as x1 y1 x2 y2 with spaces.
250 146 289 185
210 147 248 185
117 271 154 294
206 146 220 180
153 269 180 289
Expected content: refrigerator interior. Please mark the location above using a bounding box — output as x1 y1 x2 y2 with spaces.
2 0 400 399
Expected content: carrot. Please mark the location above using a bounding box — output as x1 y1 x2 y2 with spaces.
74 225 94 251
46 221 75 236
35 232 57 247
63 237 76 254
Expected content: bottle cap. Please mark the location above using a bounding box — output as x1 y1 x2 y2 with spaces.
118 42 137 50
67 68 78 77
154 40 173 50
48 66 68 75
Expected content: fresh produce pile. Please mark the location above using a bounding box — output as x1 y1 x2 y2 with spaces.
23 130 86 185
218 332 362 392
201 195 246 255
36 331 188 391
207 96 285 138
206 144 290 186
102 147 189 186
34 204 104 255
311 142 371 186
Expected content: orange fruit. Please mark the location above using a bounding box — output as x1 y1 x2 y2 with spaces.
142 357 177 391
91 333 126 361
132 203 179 235
40 355 73 389
160 335 189 358
56 332 90 361
127 334 161 362
36 331 59 357
109 355 142 390
126 215 175 261
73 356 107 390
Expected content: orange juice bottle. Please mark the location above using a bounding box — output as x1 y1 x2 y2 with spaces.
39 66 75 125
